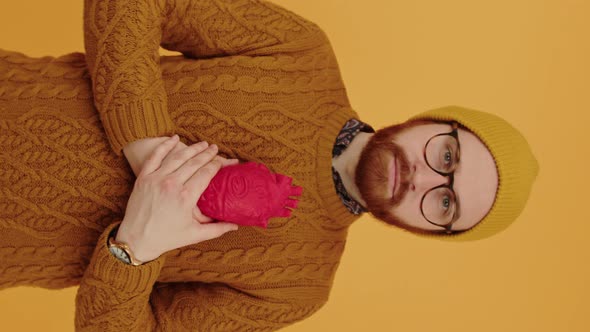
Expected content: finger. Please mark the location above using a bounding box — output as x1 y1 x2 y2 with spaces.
155 139 190 174
174 145 220 185
168 139 189 156
139 135 179 176
184 157 224 202
159 141 210 175
194 222 239 243
192 205 214 223
210 155 238 168
198 216 215 224
221 158 240 168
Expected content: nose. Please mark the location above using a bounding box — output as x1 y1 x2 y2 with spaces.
410 161 449 192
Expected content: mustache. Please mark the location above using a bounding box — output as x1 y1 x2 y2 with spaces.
355 138 411 212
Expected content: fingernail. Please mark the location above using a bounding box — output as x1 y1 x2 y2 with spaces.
209 144 218 150
170 134 178 140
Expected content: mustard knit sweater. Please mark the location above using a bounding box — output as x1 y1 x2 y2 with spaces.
0 0 361 330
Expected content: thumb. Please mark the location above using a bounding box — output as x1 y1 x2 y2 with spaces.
194 222 239 243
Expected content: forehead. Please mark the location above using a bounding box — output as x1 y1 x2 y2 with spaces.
393 121 455 145
399 121 452 139
451 127 498 230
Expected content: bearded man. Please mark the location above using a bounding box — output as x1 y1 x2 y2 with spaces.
0 0 538 330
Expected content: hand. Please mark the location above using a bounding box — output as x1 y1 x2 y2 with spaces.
123 136 236 224
123 136 173 177
116 135 239 263
132 137 234 224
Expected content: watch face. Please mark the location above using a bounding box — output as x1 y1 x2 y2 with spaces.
109 246 132 264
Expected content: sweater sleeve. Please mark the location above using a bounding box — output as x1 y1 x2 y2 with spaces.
83 0 327 156
75 221 324 331
83 0 176 156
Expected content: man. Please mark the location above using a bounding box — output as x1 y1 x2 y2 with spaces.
0 0 538 331
335 111 538 239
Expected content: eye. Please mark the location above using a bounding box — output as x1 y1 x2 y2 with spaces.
441 196 450 210
439 147 455 172
423 188 456 223
440 194 456 217
443 149 452 164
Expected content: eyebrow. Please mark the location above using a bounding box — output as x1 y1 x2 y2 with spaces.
451 129 462 224
446 173 462 225
452 196 462 224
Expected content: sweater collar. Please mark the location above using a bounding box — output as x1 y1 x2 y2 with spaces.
331 119 375 215
315 108 369 228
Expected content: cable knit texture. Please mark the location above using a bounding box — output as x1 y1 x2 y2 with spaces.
0 0 361 331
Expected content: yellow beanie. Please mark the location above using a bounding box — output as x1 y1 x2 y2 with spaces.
409 105 539 241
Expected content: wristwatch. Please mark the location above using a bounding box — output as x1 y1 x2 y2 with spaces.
107 224 145 266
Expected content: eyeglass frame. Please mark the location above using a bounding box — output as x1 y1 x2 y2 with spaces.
419 121 462 234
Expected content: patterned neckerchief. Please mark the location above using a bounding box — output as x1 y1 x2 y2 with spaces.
331 119 375 215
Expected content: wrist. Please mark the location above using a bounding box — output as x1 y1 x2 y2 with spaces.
123 136 171 176
111 224 157 264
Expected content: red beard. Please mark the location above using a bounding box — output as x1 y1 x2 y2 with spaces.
354 119 430 230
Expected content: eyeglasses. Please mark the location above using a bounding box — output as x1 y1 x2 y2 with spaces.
419 122 461 234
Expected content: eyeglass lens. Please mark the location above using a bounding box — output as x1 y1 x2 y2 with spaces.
422 134 459 226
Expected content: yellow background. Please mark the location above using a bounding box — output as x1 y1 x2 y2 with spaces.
1 0 588 331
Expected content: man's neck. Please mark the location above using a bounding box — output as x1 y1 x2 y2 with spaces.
332 132 373 208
